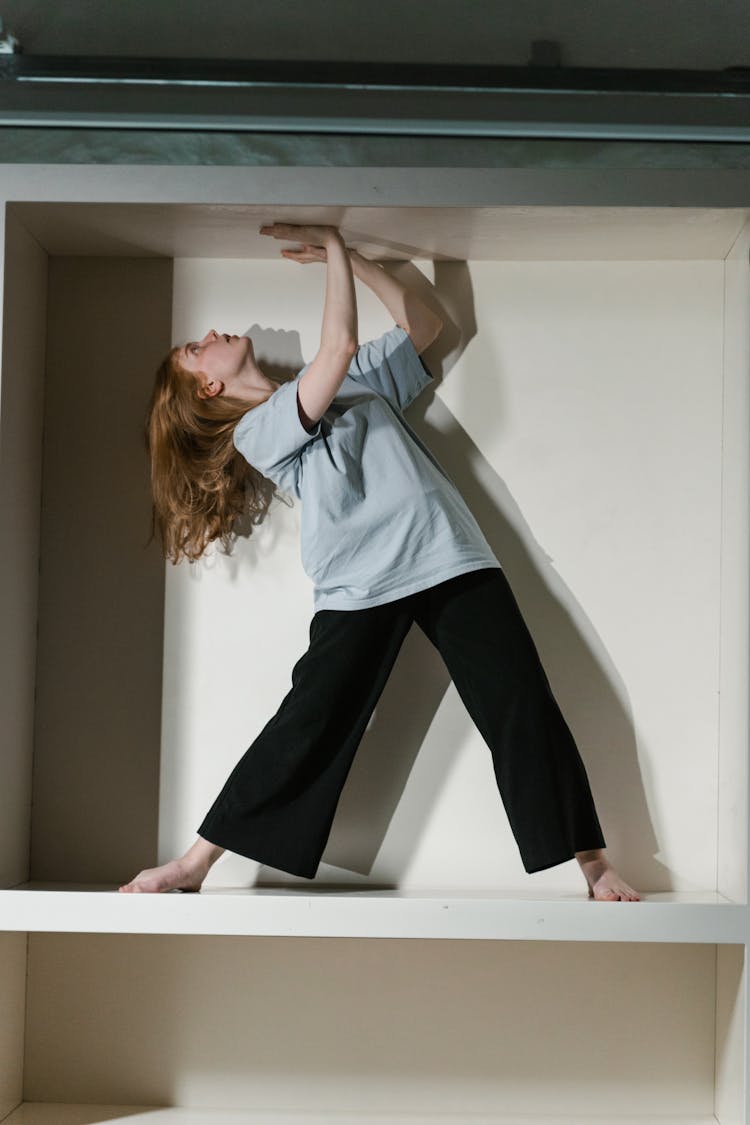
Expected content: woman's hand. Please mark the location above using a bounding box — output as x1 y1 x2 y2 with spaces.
259 223 342 262
279 243 328 265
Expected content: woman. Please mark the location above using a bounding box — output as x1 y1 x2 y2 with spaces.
120 222 640 902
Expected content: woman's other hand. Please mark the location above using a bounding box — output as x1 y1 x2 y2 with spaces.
278 243 328 265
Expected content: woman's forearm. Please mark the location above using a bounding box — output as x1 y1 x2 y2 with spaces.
319 233 358 352
297 233 358 426
349 250 441 332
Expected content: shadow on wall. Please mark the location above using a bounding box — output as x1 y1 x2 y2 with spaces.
230 257 659 891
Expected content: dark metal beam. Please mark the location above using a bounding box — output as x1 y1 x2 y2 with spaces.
1 55 750 140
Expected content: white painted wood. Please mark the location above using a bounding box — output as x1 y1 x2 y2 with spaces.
719 219 750 907
715 944 747 1125
0 885 746 941
8 201 749 260
0 1106 723 1124
2 162 750 216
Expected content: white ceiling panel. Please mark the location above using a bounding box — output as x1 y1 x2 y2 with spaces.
10 202 750 260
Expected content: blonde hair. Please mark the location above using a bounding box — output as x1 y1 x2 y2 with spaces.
143 344 280 564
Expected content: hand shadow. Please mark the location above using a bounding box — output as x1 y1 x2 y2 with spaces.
229 323 312 560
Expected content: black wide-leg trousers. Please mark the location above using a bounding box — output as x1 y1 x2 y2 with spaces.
197 566 606 879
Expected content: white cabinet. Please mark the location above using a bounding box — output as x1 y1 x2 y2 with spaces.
1 158 748 1122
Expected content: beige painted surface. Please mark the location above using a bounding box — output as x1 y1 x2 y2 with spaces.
29 258 173 883
0 933 26 1120
0 213 46 889
23 933 717 1117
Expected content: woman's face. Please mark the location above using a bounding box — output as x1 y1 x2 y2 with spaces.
179 329 269 401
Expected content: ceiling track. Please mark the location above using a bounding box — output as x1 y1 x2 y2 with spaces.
1 55 750 141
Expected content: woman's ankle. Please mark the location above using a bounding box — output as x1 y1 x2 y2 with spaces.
183 836 226 871
574 847 606 863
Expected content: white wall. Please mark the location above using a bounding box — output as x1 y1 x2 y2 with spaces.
165 255 727 894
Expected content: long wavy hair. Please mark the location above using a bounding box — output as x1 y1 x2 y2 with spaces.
143 344 283 564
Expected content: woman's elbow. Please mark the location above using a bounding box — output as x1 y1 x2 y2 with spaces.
406 312 443 354
322 337 358 360
339 337 359 357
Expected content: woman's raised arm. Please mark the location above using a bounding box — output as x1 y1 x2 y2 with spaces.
348 250 443 355
260 222 357 427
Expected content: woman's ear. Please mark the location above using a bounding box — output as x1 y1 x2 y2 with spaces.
198 377 222 399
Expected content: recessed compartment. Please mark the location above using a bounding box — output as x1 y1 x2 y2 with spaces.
2 199 748 900
1 162 749 1123
0 931 745 1123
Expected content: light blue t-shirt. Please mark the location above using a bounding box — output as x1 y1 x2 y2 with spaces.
233 324 502 611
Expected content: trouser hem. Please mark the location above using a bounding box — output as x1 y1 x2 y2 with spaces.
524 851 577 874
198 817 319 881
523 835 607 874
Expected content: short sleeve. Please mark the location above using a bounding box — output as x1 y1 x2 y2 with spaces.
348 324 433 412
232 377 320 495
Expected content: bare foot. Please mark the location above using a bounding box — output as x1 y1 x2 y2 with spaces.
119 837 225 894
118 857 207 894
575 849 641 901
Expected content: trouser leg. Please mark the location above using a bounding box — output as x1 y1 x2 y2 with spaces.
412 566 607 873
197 598 414 879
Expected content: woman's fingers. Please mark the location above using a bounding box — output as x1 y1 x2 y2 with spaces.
259 224 332 262
280 245 327 264
281 245 325 255
259 222 339 243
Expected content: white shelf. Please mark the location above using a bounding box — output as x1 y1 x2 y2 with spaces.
0 1105 723 1125
1 883 745 941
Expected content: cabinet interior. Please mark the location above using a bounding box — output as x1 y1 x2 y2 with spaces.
1 191 749 1124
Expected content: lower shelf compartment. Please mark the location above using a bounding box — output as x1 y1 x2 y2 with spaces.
0 933 741 1122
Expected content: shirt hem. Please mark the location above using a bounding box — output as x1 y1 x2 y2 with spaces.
311 557 503 613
